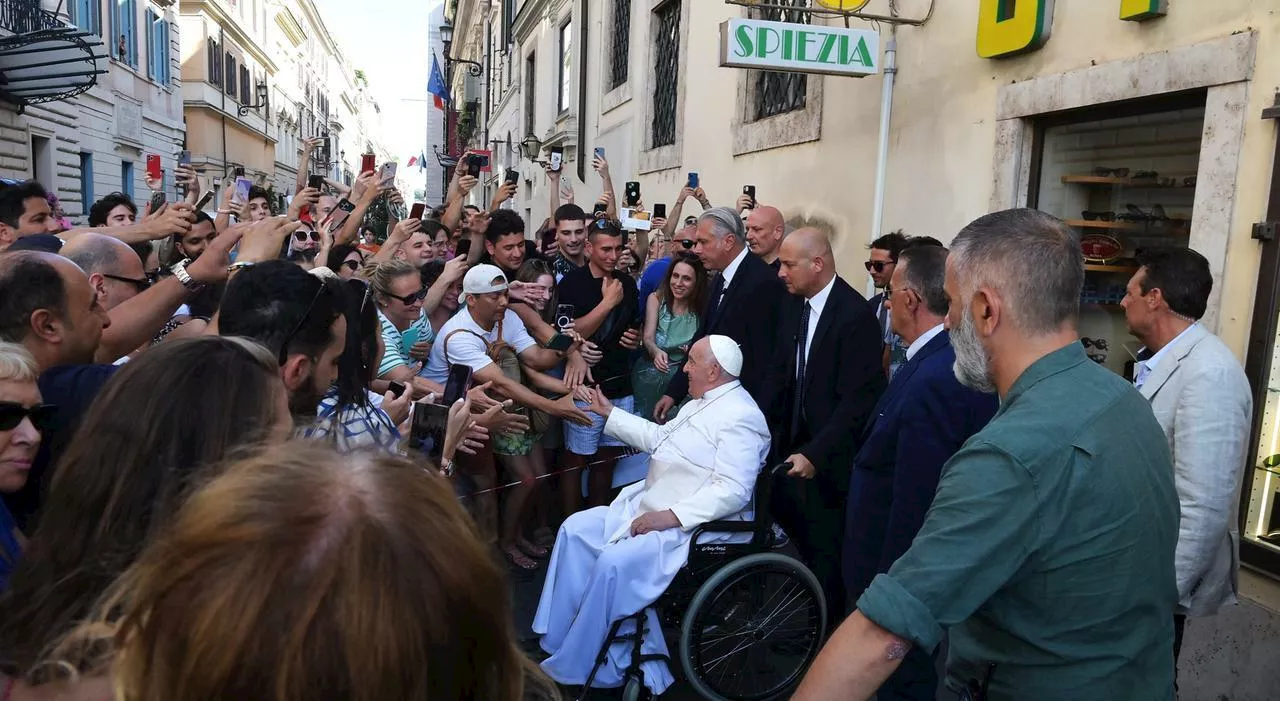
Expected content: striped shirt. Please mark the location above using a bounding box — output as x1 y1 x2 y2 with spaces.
377 309 435 378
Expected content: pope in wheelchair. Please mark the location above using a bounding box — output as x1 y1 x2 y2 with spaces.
534 335 771 694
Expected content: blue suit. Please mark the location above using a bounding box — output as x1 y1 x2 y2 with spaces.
843 330 998 700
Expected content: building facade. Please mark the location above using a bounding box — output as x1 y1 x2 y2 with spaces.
443 0 1280 693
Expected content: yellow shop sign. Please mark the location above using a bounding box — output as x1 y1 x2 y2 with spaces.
978 0 1168 59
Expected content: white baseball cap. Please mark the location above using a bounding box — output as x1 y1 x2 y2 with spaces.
459 263 509 303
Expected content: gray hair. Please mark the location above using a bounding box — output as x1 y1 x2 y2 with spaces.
949 208 1082 334
698 207 745 244
0 341 36 383
898 245 950 317
63 235 126 276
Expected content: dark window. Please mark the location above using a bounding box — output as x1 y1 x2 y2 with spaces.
240 65 250 103
524 52 536 136
754 0 808 120
651 0 680 148
502 0 516 46
225 52 237 97
609 0 630 90
207 38 221 87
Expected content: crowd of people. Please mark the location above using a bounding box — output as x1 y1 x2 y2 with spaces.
0 136 1256 701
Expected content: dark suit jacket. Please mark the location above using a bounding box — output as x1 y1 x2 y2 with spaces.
764 276 885 477
665 250 785 405
842 330 999 603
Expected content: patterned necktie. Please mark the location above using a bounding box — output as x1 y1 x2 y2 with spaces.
792 301 812 436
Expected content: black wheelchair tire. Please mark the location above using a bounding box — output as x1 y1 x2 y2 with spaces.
678 552 827 701
621 674 646 701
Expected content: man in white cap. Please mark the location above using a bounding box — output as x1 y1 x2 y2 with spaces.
533 334 770 696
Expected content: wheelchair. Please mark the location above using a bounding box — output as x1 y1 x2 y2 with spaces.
577 463 827 701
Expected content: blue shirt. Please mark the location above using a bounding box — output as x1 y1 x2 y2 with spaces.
639 256 673 306
0 499 21 591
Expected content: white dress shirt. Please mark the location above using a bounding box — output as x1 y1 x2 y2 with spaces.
1135 323 1198 390
905 323 945 361
717 246 751 291
798 275 837 374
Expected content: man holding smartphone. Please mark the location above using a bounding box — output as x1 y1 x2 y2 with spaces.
556 219 640 514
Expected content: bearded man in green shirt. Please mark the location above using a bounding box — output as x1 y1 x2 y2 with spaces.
797 208 1178 701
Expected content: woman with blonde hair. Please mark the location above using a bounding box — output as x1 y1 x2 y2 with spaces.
54 438 552 701
0 343 48 591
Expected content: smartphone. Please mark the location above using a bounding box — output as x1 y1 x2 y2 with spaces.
504 169 520 185
743 185 756 208
654 203 667 219
387 381 407 397
234 176 252 204
549 146 564 172
625 181 640 207
466 154 481 177
378 162 397 188
455 237 472 257
409 202 426 219
594 146 605 160
687 172 699 189
555 303 575 330
592 202 607 217
233 166 245 177
149 191 166 212
323 198 356 230
409 401 450 459
361 153 376 173
194 190 215 210
146 154 162 180
544 332 574 352
541 226 557 252
178 150 192 166
308 174 325 191
444 363 473 405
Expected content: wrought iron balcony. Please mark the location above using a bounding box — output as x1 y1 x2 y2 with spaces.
0 0 64 35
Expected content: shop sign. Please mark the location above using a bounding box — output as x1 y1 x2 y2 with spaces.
978 0 1168 59
719 18 879 77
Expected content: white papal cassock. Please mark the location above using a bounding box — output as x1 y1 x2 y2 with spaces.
533 380 770 693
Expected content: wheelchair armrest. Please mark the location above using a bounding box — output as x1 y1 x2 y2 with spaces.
690 520 754 546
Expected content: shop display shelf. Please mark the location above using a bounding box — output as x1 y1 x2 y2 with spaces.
1084 263 1138 274
1063 219 1142 231
1061 175 1196 189
1255 463 1280 479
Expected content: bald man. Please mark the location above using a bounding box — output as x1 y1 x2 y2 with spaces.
61 232 150 312
765 226 885 621
745 205 786 268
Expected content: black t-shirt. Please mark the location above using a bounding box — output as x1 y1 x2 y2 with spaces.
2 364 118 530
557 265 639 399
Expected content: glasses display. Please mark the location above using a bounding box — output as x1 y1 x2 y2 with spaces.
1033 105 1204 377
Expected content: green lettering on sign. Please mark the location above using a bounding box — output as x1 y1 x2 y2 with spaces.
734 24 752 58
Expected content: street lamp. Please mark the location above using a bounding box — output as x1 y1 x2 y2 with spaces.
520 133 544 162
438 22 484 78
238 81 269 117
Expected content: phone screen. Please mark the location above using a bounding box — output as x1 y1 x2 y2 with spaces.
444 363 472 405
409 402 449 459
545 333 574 352
387 381 406 397
550 147 564 172
455 238 472 257
654 203 667 219
308 174 325 190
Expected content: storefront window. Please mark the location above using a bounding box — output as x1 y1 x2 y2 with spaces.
1246 328 1280 557
1032 102 1204 378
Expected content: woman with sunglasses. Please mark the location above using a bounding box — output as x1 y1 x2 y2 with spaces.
369 260 445 398
0 344 48 592
326 243 365 281
286 222 324 269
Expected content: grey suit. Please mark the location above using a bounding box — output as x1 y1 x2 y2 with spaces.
1138 323 1252 617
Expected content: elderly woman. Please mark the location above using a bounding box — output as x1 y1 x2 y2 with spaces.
0 343 48 591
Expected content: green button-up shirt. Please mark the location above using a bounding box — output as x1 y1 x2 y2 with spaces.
857 343 1178 700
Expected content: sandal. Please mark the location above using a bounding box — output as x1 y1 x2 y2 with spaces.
504 546 539 571
518 539 551 559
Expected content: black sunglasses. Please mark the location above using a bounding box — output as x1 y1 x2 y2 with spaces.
675 239 695 249
0 401 55 432
293 230 321 242
102 273 152 292
864 260 891 272
278 283 327 366
388 286 429 306
341 259 360 271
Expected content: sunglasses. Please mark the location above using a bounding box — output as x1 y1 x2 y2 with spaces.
102 273 152 292
341 259 360 271
675 239 695 249
293 230 321 243
388 286 429 305
864 260 891 272
0 401 55 432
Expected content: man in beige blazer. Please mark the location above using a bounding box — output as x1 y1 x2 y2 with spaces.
1122 247 1252 668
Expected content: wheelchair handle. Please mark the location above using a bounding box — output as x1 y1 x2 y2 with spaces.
771 462 793 477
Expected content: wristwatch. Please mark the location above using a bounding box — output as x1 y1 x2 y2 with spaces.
227 260 255 274
169 258 201 290
440 458 455 477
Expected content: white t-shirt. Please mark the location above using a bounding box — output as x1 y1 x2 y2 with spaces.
423 307 538 384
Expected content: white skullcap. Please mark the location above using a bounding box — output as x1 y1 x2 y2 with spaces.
707 335 743 377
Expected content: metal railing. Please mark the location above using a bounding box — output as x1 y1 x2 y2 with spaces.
0 0 65 35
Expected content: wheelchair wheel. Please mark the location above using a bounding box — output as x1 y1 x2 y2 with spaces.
678 552 826 701
621 673 647 701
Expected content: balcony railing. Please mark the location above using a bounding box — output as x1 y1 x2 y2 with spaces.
0 0 64 35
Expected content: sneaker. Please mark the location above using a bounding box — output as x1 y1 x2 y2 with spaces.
771 523 790 549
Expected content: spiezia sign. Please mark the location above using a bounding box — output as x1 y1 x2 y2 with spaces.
718 18 880 78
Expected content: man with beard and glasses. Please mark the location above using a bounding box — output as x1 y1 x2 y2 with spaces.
217 260 346 423
797 209 1179 701
866 231 909 378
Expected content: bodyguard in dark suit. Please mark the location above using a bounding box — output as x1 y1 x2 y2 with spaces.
655 207 784 420
766 227 886 620
843 244 997 700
